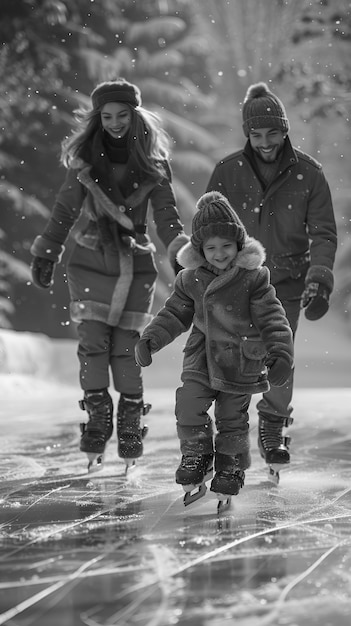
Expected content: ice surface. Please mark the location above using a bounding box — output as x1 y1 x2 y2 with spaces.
0 325 350 625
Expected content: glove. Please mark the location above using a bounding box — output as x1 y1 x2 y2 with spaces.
135 338 152 367
266 357 292 387
301 282 330 321
31 257 55 289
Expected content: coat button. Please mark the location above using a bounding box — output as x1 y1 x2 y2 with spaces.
119 205 126 213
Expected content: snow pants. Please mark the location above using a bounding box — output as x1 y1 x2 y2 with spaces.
175 380 251 469
77 320 143 395
257 298 300 422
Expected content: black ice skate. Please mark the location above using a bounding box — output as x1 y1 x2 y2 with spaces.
79 389 113 472
210 452 245 513
176 454 214 506
117 395 150 473
258 415 294 483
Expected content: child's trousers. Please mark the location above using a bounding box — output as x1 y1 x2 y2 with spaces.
77 319 143 395
175 380 251 468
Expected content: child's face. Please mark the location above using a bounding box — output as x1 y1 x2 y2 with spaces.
202 236 238 270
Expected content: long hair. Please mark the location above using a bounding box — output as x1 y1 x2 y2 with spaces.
60 100 171 179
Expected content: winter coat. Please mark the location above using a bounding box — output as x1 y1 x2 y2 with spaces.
140 237 294 395
31 147 188 331
206 138 337 302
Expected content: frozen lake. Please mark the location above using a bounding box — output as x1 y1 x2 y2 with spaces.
0 380 351 626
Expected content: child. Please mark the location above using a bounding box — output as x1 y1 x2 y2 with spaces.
30 78 189 472
135 191 294 505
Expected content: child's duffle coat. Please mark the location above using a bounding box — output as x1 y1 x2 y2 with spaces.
140 237 294 395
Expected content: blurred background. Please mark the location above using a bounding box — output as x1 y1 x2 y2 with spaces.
1 0 351 345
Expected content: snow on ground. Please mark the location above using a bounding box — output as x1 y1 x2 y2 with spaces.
1 306 350 397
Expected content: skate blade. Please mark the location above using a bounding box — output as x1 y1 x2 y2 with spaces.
209 492 232 513
86 452 104 473
181 467 213 507
267 462 290 484
124 458 137 476
183 482 208 506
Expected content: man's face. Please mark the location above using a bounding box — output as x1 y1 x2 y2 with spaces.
248 127 286 163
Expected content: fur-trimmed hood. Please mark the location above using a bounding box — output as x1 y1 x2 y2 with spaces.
177 236 266 271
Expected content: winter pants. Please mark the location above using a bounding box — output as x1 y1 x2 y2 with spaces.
77 319 143 395
175 380 251 469
257 298 300 422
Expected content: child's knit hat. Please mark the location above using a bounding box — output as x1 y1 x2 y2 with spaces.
191 191 247 252
242 82 290 137
91 78 142 109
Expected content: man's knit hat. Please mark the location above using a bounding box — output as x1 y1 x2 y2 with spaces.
242 82 289 137
91 78 142 109
191 191 247 252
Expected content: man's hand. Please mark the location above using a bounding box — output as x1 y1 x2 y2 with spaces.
301 282 330 321
31 257 55 289
135 338 152 367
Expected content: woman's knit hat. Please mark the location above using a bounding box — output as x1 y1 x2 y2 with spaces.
91 78 142 109
242 82 290 137
191 191 247 252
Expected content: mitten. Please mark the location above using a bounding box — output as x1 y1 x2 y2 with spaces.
266 357 292 387
31 257 55 289
301 282 330 321
135 338 152 367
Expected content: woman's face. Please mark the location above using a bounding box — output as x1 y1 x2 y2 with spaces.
100 102 132 138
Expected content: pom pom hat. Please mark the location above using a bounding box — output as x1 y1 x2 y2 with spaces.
91 78 142 109
242 82 290 137
191 191 247 252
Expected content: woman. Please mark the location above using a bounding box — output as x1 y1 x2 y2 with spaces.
31 78 188 472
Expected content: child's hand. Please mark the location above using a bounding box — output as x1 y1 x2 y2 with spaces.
266 357 292 387
135 339 152 367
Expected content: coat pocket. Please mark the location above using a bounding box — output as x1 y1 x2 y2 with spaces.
239 338 267 377
183 329 205 369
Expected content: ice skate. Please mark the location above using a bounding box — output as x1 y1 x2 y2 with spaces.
79 389 113 472
117 395 150 474
258 416 294 484
176 453 214 506
210 453 245 513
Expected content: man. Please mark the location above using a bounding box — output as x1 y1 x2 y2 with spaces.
206 81 337 480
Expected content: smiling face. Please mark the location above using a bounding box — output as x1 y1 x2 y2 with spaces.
100 102 132 138
202 236 239 270
249 127 286 163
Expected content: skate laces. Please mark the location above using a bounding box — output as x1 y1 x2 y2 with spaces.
217 469 245 486
83 393 113 435
118 397 143 430
259 421 283 449
180 455 205 471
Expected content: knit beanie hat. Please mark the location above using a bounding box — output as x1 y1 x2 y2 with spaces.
242 82 290 137
191 191 247 252
91 78 142 109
